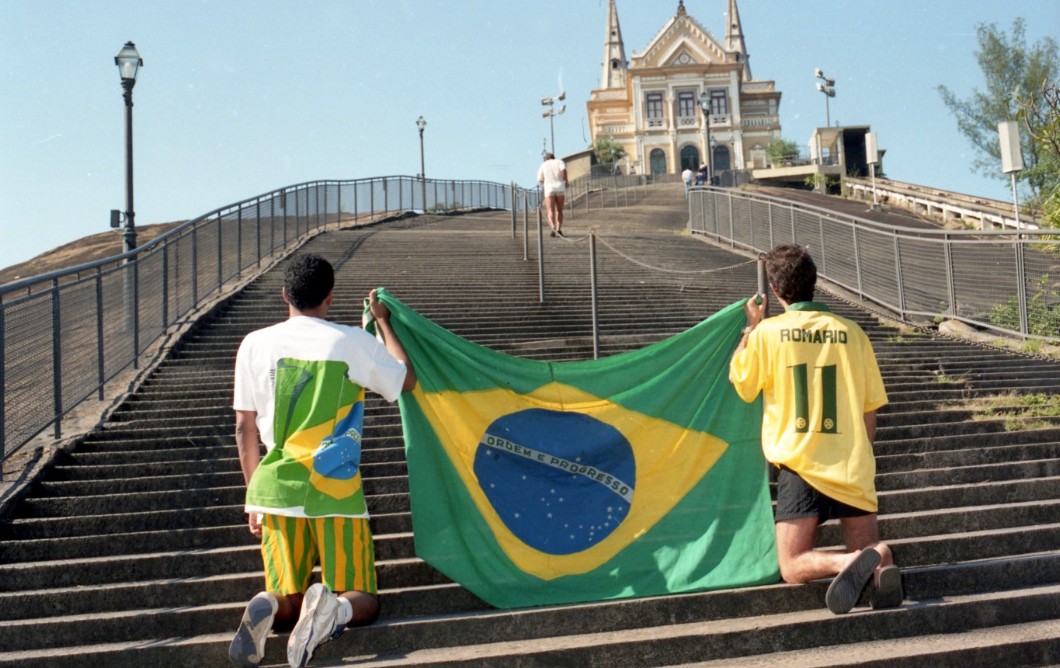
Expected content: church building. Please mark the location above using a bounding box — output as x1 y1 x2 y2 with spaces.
586 0 782 176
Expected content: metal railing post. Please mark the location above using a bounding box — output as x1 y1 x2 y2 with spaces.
853 227 864 299
51 278 62 439
216 212 223 292
1015 240 1029 335
286 188 292 245
523 191 530 262
893 230 906 319
590 231 600 360
511 183 517 238
255 198 262 267
236 207 243 278
767 201 775 249
96 267 104 399
537 205 545 303
728 193 735 248
132 256 140 364
161 239 169 328
818 215 827 278
270 195 277 256
191 226 199 306
944 234 956 317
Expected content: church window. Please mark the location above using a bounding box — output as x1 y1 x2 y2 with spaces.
646 93 664 128
647 93 663 118
710 90 728 116
678 92 696 118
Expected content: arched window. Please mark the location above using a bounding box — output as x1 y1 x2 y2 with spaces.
649 149 667 175
680 145 700 171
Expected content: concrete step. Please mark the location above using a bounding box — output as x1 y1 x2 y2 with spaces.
13 486 410 518
0 548 447 593
0 560 1055 665
0 507 411 541
685 619 1060 667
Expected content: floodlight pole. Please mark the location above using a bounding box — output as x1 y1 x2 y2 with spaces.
541 92 565 155
417 116 427 211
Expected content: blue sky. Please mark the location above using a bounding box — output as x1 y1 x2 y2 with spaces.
1 1 1057 271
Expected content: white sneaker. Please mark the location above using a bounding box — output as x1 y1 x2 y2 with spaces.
287 584 345 668
229 592 278 666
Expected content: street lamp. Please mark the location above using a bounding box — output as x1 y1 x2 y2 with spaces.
416 115 427 210
815 68 836 128
541 92 566 156
698 90 713 183
115 41 142 253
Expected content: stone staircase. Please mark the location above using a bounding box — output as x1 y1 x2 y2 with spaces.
1 184 1057 666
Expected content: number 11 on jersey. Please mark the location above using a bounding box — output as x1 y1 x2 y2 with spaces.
791 363 838 434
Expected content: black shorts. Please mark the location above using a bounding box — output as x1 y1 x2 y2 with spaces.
774 466 872 524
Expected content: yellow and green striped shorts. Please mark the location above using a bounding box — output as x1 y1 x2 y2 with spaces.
260 514 377 595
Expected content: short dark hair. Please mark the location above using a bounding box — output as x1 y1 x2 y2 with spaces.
284 254 334 310
765 244 816 303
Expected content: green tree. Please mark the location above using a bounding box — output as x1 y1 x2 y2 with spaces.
938 18 1059 204
591 136 627 171
766 138 799 166
1017 81 1060 227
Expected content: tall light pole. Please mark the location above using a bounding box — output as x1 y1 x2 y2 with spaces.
815 67 836 128
115 42 142 253
698 90 713 183
416 116 427 210
541 92 566 155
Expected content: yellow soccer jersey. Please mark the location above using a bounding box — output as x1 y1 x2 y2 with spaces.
729 302 888 512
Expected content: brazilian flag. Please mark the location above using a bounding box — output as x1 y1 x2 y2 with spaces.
374 289 778 608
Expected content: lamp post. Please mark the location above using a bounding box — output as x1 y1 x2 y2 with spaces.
698 91 713 183
541 92 566 155
115 41 142 253
815 68 836 128
416 116 427 210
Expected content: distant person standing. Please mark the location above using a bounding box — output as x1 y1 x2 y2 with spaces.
729 244 901 615
696 163 709 186
536 152 568 237
229 254 416 667
682 167 694 197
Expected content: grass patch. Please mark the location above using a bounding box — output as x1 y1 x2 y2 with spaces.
939 391 1060 431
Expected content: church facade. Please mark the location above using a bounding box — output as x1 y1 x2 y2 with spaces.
587 0 782 177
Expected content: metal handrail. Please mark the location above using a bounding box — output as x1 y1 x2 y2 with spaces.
0 175 541 460
689 186 1060 344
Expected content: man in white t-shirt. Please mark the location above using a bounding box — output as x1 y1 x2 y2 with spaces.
536 152 569 237
682 167 694 197
229 253 416 667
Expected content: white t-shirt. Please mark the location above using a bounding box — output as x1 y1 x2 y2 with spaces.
536 158 567 195
233 315 407 450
